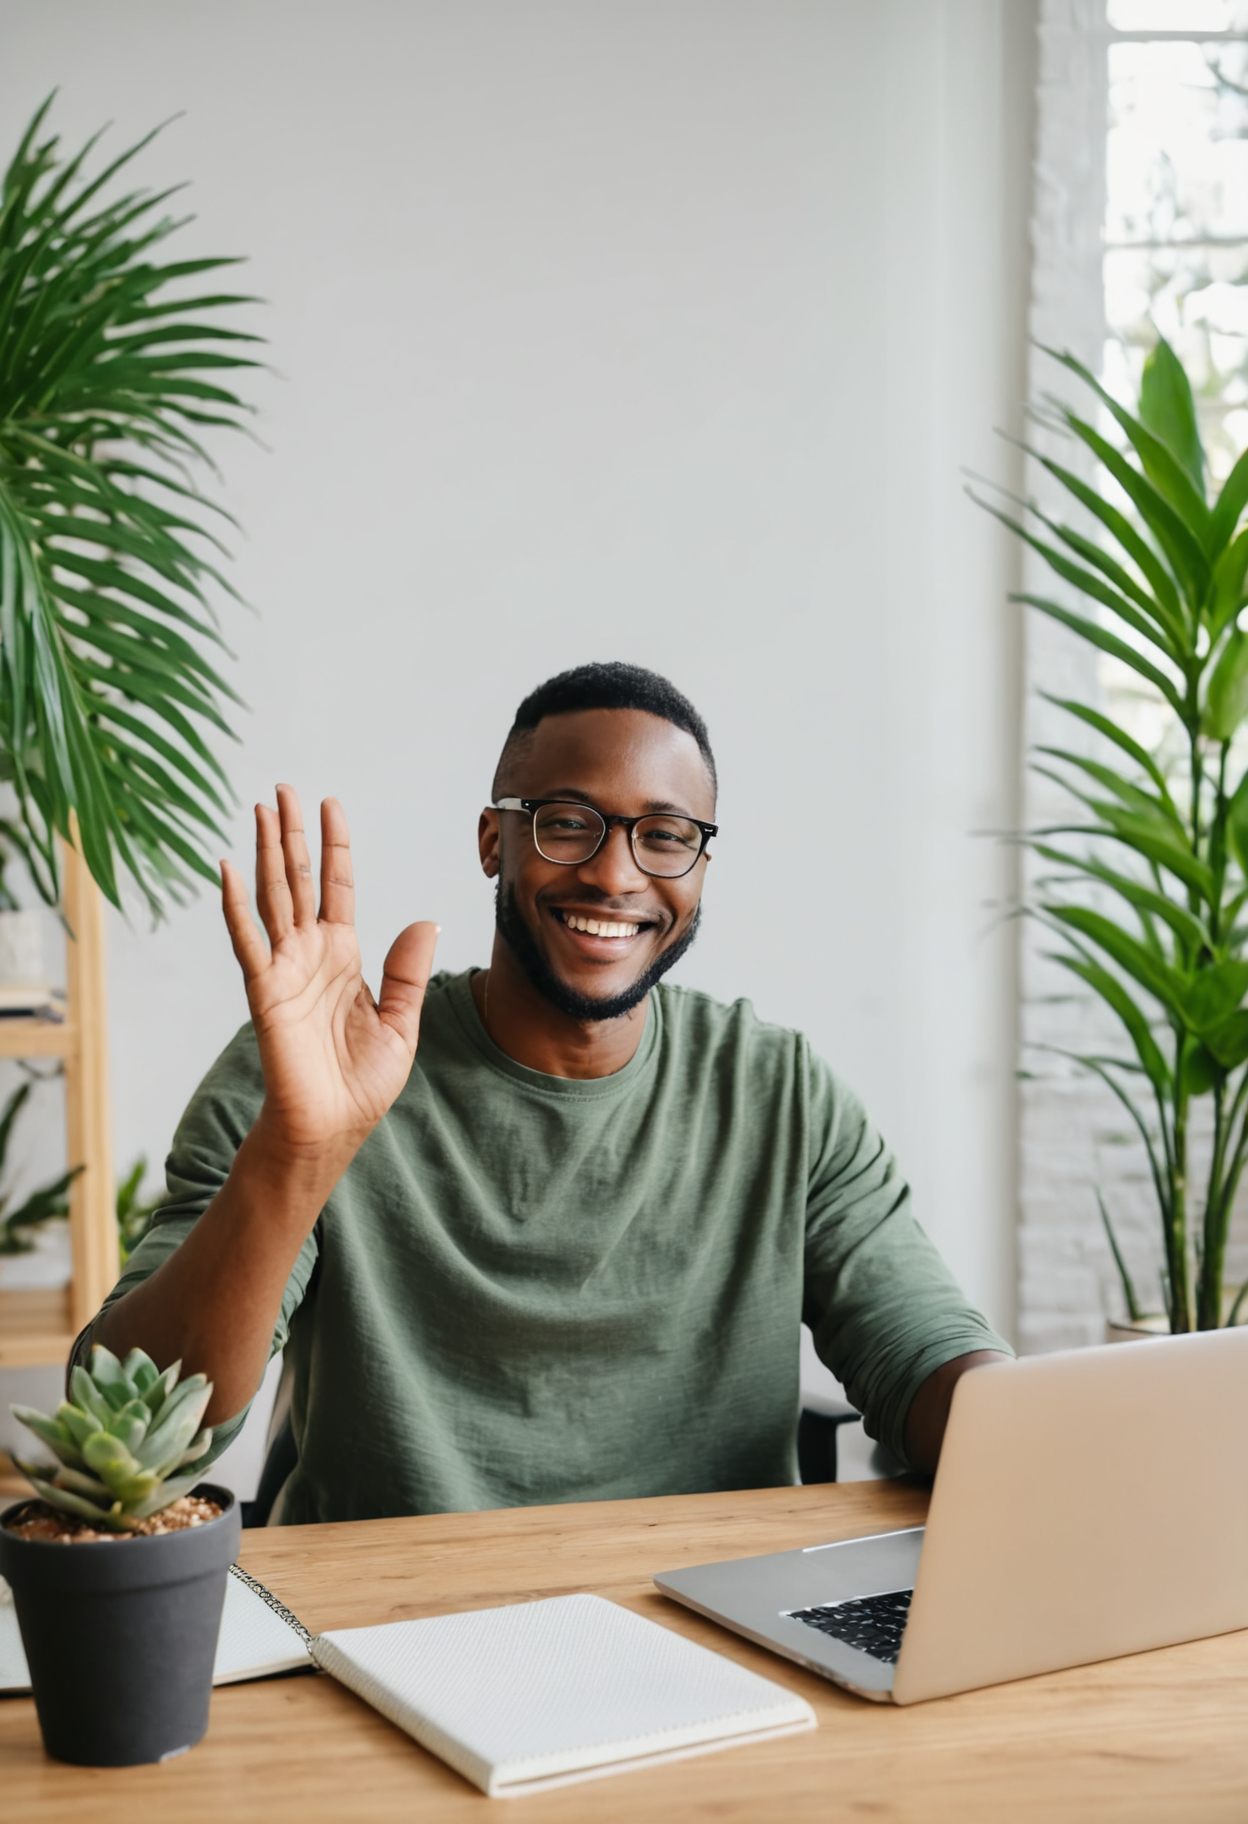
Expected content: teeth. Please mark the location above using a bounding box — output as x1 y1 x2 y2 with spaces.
562 912 640 938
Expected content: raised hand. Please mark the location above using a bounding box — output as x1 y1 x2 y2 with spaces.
221 786 439 1165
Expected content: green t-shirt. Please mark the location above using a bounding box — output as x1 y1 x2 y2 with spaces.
100 971 1008 1523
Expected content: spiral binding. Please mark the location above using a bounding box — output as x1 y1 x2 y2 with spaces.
228 1561 314 1646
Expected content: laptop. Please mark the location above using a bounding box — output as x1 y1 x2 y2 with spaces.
655 1327 1248 1704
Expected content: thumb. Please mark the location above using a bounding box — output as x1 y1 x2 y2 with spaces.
375 921 440 1052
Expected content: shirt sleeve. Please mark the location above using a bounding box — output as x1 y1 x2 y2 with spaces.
802 1048 1010 1467
87 1023 320 1464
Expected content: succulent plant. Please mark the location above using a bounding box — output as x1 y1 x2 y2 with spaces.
10 1343 215 1532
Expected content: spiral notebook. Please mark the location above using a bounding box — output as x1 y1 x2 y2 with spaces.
4 1575 814 1796
0 1562 313 1693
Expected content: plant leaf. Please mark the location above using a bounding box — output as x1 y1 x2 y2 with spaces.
0 98 259 912
1139 334 1206 502
1096 1188 1144 1322
1044 345 1212 552
1038 695 1177 806
1030 841 1209 954
1181 960 1248 1033
1210 528 1248 640
1211 446 1248 555
1205 629 1248 740
1042 903 1190 1023
10 1405 83 1467
16 1467 123 1528
1013 594 1184 714
50 1464 113 1502
1050 950 1172 1094
1054 401 1209 607
1202 1010 1248 1069
1024 442 1186 635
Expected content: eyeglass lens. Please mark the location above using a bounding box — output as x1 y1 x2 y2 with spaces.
531 802 704 878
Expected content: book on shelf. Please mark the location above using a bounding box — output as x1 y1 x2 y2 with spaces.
0 986 66 1021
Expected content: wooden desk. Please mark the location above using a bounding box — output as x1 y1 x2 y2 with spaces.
5 1479 1248 1822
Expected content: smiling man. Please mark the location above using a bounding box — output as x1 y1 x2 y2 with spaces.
92 662 1008 1524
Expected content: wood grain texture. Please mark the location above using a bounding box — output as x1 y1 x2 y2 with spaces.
62 835 116 1332
0 1288 73 1369
0 1021 76 1060
4 1479 1248 1822
0 837 115 1366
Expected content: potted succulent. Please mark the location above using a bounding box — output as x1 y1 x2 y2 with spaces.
976 335 1248 1336
0 1343 237 1765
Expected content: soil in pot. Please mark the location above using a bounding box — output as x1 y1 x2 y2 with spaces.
8 1491 222 1543
0 1482 240 1766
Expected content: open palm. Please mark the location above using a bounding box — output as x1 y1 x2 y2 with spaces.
221 787 439 1158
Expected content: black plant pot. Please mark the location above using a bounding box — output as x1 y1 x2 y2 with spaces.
0 1482 240 1766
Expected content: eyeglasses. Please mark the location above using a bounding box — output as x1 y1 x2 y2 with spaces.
494 798 717 879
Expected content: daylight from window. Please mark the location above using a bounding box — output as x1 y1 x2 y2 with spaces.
1106 2 1248 477
1092 4 1248 757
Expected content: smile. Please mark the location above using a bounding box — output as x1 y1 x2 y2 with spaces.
557 910 645 939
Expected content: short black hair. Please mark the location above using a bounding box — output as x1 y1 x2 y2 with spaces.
492 661 717 798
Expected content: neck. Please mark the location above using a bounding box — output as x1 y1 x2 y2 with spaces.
472 937 649 1078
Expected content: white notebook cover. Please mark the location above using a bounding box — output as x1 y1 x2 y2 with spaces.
311 1592 816 1798
0 1564 311 1692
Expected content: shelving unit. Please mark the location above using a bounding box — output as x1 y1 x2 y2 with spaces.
0 840 115 1368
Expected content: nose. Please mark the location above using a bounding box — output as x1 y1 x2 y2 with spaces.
574 822 648 895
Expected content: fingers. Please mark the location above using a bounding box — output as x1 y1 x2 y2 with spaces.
376 922 440 1053
253 801 293 945
221 859 269 982
277 783 317 927
253 785 317 945
319 797 355 926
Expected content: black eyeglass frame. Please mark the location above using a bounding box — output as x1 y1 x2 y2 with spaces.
493 797 718 880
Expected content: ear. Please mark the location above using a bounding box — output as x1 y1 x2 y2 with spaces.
478 807 500 879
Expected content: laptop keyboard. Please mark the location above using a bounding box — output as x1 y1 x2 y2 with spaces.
787 1589 913 1664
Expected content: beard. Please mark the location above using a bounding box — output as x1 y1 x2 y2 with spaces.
494 883 702 1022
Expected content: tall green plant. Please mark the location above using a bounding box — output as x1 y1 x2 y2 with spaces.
0 95 260 914
976 337 1248 1335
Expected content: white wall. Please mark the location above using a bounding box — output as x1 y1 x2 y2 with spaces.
1 2 1035 1410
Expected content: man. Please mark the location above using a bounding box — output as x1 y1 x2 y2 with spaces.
93 662 1009 1523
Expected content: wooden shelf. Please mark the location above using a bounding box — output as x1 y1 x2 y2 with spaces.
0 1021 76 1060
0 1287 75 1368
0 840 114 1371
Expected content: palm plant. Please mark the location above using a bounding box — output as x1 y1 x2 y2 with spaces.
0 1075 82 1255
0 95 260 915
977 337 1248 1335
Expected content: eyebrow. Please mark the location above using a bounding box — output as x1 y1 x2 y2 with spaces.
537 787 703 819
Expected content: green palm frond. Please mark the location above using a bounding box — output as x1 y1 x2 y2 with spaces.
0 94 261 913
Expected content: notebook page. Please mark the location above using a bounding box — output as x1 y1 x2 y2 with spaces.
213 1564 313 1683
312 1592 815 1797
0 1564 311 1692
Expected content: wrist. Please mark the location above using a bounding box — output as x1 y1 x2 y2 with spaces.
243 1106 364 1201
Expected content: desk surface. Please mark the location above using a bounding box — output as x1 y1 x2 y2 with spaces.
5 1477 1248 1822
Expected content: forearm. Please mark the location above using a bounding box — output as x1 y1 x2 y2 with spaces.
902 1349 1010 1474
94 1113 356 1426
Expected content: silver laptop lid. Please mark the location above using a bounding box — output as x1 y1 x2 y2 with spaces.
893 1326 1248 1702
656 1328 1248 1705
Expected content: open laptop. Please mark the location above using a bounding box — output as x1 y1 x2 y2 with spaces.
655 1327 1248 1704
